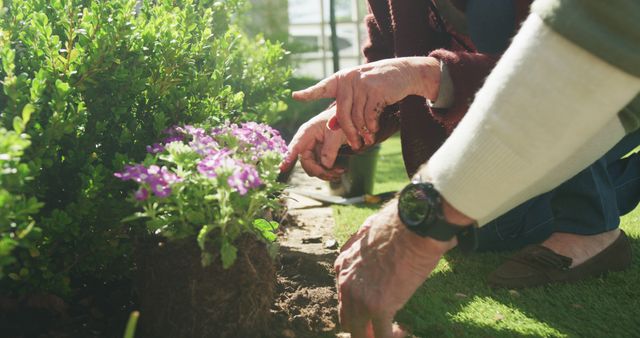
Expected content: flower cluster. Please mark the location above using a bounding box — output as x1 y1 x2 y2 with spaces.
115 122 286 268
212 122 288 161
115 164 182 199
115 122 286 199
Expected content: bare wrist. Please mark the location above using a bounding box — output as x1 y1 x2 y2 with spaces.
406 56 441 101
442 199 475 226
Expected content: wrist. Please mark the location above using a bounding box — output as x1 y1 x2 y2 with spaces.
406 56 441 101
442 199 475 226
390 199 456 255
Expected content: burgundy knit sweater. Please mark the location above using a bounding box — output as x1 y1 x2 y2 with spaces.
363 0 531 176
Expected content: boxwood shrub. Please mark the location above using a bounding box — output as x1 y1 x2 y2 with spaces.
0 0 290 297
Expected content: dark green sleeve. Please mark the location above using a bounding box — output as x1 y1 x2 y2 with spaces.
619 95 640 134
532 0 640 77
533 0 640 133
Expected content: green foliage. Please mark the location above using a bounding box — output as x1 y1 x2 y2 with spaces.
0 128 43 279
0 0 290 297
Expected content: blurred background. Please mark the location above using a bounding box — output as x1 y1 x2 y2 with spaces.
243 0 369 140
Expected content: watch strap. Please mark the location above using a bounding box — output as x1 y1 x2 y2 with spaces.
410 217 478 254
409 217 462 241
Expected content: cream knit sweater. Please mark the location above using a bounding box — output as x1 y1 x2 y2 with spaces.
420 14 640 226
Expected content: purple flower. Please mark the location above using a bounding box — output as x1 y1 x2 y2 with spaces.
146 143 165 154
115 164 182 199
197 148 235 178
210 122 287 159
114 164 149 183
227 163 262 195
134 187 149 201
159 166 182 184
182 125 206 137
163 135 184 144
148 176 172 198
189 134 219 156
161 126 186 144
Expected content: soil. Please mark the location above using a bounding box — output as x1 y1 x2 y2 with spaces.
135 233 276 338
268 167 348 338
1 166 348 338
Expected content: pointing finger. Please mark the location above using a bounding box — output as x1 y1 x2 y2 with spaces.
292 75 339 101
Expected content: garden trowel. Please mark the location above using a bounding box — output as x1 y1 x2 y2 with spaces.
286 189 397 206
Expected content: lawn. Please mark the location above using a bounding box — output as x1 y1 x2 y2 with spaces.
333 136 640 338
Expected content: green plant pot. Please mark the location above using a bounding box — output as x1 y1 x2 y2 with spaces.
329 145 381 197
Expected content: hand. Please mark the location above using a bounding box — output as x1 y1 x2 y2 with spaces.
334 200 456 338
292 57 441 151
279 107 348 181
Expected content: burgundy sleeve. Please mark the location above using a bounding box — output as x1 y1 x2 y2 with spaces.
427 50 499 133
426 0 532 134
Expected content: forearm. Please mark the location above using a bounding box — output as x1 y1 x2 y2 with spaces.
419 14 640 225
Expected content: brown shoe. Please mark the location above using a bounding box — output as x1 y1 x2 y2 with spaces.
488 230 632 289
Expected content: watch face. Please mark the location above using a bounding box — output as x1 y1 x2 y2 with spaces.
398 183 435 227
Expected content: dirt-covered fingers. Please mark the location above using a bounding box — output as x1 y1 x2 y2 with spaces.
350 76 371 146
280 126 313 172
336 75 361 150
299 149 342 181
319 129 346 169
364 100 384 136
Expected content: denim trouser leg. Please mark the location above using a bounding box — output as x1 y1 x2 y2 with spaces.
477 129 640 252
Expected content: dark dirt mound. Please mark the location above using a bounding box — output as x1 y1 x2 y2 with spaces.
135 234 276 338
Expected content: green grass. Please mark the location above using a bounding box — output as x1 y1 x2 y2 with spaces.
333 136 640 337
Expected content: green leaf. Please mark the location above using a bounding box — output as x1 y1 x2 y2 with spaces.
185 210 205 224
123 311 139 338
220 240 237 269
12 116 23 133
253 218 279 242
121 212 148 223
261 231 276 242
16 221 35 239
55 79 70 96
22 103 35 125
253 218 272 231
197 224 210 250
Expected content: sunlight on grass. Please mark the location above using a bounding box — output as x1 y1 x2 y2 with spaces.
333 135 640 338
451 297 566 337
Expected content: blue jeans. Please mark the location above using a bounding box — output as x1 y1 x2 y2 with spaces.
477 129 640 252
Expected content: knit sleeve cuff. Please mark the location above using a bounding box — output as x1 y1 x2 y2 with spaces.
426 61 454 109
427 49 499 133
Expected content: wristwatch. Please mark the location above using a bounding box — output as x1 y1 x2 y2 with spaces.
397 179 478 253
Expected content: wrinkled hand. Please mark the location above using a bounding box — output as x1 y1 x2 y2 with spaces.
292 57 441 150
334 200 456 338
279 107 348 180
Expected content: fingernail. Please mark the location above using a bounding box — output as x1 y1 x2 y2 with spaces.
364 135 374 146
327 118 340 131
